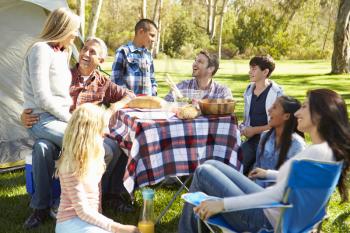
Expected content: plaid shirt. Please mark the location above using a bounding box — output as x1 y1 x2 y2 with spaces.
111 42 157 96
164 78 233 101
70 65 133 112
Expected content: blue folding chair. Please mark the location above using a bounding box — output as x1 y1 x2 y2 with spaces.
185 159 343 233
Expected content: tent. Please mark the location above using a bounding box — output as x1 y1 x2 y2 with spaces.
0 0 69 171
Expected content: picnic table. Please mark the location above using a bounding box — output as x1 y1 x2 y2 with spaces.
109 108 242 193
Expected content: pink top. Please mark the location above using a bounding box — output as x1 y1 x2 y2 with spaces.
56 172 119 231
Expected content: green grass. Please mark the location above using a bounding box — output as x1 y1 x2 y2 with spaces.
1 59 350 233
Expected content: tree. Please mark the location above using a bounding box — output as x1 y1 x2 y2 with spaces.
218 0 229 60
153 0 163 57
331 0 350 74
87 0 104 38
142 0 147 18
78 0 85 40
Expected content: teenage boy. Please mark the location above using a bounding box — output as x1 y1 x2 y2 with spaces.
111 19 158 96
240 55 283 175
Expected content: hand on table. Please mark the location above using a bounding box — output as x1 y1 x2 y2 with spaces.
248 167 267 179
21 109 38 128
193 199 224 221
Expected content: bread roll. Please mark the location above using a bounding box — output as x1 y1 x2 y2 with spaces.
126 96 164 109
176 105 200 119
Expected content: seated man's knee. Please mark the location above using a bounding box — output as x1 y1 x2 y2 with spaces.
33 139 60 160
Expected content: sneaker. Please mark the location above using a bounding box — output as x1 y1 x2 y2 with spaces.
23 209 49 229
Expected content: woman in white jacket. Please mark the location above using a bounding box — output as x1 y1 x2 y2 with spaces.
22 8 80 147
178 89 350 233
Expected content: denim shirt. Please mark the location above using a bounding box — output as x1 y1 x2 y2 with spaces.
255 131 306 170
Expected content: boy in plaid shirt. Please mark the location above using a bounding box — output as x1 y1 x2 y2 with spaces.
111 19 158 96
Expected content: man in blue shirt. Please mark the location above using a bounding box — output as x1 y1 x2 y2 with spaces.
111 19 158 96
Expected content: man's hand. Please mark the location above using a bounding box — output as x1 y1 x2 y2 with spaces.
21 109 38 128
194 199 224 221
248 167 267 179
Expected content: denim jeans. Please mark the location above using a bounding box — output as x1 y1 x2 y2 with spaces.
28 112 67 148
178 160 273 233
56 217 112 233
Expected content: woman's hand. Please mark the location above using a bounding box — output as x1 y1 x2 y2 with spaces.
112 223 140 233
193 199 224 221
248 168 267 179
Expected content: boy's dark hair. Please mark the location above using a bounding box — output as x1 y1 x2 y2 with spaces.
199 50 219 76
249 55 275 78
135 19 158 33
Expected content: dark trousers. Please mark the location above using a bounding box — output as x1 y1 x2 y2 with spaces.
241 135 260 175
30 137 126 210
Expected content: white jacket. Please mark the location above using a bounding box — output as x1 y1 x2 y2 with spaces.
241 80 283 128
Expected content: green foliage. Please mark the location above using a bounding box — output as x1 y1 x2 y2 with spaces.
163 9 210 58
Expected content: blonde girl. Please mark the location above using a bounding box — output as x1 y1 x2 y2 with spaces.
22 7 80 147
55 103 139 233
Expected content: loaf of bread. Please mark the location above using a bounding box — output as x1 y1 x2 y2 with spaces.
176 105 200 119
126 96 165 109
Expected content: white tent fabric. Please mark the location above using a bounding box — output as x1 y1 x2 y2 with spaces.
0 0 68 171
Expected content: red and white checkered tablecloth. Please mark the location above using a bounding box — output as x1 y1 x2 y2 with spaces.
109 108 242 193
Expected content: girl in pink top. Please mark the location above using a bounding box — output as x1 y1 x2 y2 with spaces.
55 103 139 233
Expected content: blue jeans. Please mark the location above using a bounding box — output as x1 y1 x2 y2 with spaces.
28 112 67 148
178 160 273 233
56 217 112 233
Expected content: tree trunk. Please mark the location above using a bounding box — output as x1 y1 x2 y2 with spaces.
142 0 147 18
206 0 213 35
153 0 163 58
210 0 218 42
331 0 350 74
78 0 85 40
87 0 103 38
153 0 159 22
218 0 229 60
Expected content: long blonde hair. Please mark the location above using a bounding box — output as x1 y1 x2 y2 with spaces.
39 7 80 45
56 103 109 179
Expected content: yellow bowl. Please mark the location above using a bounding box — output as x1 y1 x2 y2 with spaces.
199 98 236 115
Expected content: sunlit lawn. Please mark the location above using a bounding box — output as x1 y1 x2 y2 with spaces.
0 59 349 233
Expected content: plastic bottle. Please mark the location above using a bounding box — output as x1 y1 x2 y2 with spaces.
138 189 155 233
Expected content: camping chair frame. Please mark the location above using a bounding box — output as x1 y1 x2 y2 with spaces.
195 159 343 233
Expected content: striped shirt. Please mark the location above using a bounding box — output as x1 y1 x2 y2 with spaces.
111 42 157 96
56 172 118 231
70 65 134 112
164 78 233 102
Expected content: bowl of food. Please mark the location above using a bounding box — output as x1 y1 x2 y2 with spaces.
199 98 236 115
174 89 205 106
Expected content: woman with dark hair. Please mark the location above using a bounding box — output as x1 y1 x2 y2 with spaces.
178 89 350 233
249 96 305 186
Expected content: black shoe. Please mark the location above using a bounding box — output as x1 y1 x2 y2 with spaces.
23 209 49 229
102 193 135 213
